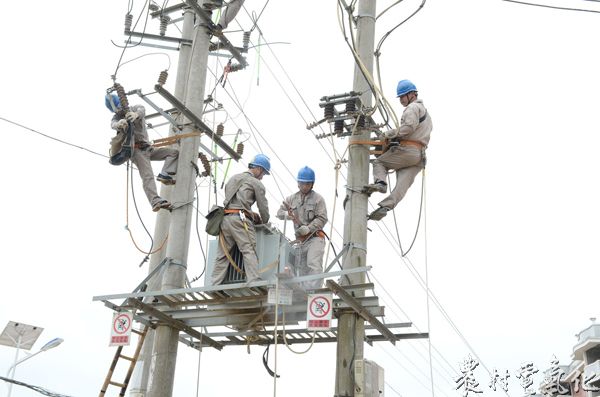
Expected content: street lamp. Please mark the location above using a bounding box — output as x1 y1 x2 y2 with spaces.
5 337 64 397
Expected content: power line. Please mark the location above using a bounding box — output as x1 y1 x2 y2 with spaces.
501 0 600 13
0 376 74 397
0 116 107 158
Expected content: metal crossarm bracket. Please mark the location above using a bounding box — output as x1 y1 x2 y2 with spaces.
126 298 224 351
130 89 224 161
125 30 192 45
184 0 248 68
154 85 241 161
326 280 398 345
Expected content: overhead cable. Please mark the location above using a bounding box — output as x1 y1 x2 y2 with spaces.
0 117 107 158
501 0 600 13
0 376 74 397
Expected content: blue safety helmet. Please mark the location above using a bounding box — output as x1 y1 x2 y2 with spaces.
105 94 121 112
396 80 417 97
297 166 315 183
249 154 271 175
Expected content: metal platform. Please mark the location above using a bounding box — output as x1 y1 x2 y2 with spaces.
93 268 428 351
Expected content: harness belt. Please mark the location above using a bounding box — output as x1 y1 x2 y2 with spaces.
398 139 425 150
134 142 151 150
298 230 326 242
224 208 254 219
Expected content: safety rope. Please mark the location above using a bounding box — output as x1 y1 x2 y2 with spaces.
387 167 426 257
218 231 244 274
125 161 168 255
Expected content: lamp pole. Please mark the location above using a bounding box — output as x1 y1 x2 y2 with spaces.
6 337 63 397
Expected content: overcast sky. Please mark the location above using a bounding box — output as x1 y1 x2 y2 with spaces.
2 0 600 396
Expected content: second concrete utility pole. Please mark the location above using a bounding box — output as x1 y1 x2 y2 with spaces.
335 0 376 396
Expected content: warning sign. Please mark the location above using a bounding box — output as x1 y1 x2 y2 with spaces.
306 294 333 330
109 312 133 346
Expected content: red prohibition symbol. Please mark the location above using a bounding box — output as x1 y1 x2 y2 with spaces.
113 314 131 334
309 296 331 318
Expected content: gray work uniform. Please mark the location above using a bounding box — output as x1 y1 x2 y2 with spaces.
212 171 270 285
110 105 179 208
277 190 328 289
373 99 433 209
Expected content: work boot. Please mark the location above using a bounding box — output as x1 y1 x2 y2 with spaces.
157 173 176 185
363 181 387 194
152 199 172 212
368 206 390 221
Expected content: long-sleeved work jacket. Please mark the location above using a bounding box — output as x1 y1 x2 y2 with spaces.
276 190 327 235
225 171 270 224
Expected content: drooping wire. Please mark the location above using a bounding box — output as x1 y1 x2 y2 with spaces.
376 0 427 54
190 168 208 283
336 0 398 129
377 0 405 20
112 0 153 78
388 169 426 257
248 0 272 32
501 0 600 12
118 52 172 72
125 161 169 257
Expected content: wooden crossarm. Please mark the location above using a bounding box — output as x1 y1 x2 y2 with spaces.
152 132 201 148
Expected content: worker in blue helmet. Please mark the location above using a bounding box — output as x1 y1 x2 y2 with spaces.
277 166 328 289
212 154 271 286
106 93 179 212
364 80 433 221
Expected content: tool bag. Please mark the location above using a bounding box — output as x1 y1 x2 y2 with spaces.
109 122 133 166
204 176 245 236
205 205 225 236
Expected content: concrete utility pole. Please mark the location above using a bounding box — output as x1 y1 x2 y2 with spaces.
129 8 196 397
145 5 213 397
335 0 376 396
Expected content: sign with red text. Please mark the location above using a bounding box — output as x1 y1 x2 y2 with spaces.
109 312 133 346
306 294 332 330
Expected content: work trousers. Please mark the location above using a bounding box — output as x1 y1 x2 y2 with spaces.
373 145 424 209
293 236 326 290
131 147 178 206
212 215 261 285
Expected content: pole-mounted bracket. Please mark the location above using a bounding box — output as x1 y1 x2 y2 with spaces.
154 84 241 161
326 280 398 345
184 0 248 70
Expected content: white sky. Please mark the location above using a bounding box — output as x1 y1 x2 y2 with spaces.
2 0 600 396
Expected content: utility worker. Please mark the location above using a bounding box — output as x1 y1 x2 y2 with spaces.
106 94 179 212
364 80 433 221
211 154 271 285
277 166 328 289
216 0 245 30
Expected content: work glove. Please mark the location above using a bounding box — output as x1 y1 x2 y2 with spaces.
125 111 138 122
383 128 398 139
296 225 310 237
116 119 128 129
250 211 263 224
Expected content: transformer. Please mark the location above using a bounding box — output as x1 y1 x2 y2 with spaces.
205 224 296 286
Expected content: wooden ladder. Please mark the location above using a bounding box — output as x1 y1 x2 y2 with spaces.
99 325 148 397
